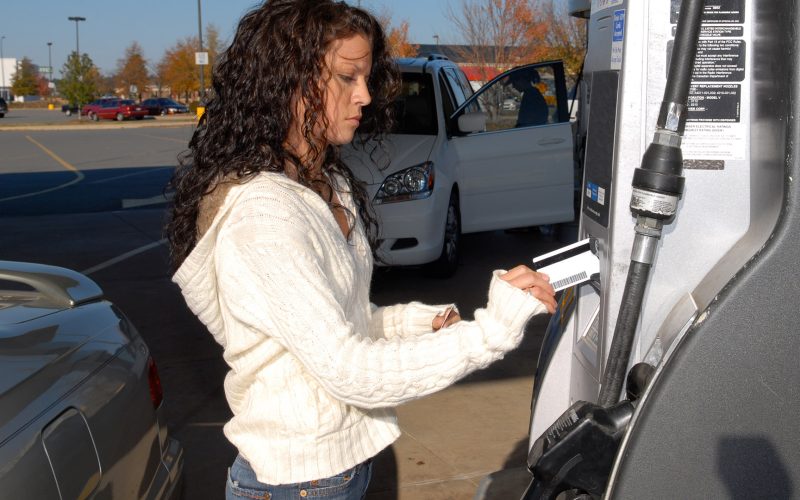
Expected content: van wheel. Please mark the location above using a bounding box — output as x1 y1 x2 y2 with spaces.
425 191 461 278
116 112 124 121
65 109 72 116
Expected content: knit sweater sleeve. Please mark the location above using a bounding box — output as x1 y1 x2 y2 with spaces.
216 208 546 410
368 302 456 340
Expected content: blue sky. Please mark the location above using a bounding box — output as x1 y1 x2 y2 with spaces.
0 0 459 75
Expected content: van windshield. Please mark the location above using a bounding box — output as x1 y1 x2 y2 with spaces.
392 72 438 135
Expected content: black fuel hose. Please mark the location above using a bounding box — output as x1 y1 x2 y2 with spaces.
659 0 706 134
597 0 705 407
598 261 651 407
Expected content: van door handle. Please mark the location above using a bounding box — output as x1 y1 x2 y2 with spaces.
538 137 566 146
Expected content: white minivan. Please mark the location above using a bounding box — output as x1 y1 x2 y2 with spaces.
343 56 575 277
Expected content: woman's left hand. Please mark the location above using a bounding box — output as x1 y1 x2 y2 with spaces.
432 306 462 331
500 265 557 314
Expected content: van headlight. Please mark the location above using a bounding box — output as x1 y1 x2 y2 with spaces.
374 162 434 204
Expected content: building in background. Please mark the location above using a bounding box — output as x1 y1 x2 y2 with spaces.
0 57 17 100
414 44 509 89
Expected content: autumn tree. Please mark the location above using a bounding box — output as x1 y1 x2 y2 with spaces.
159 25 224 101
11 57 39 96
534 0 587 86
160 37 197 101
385 20 418 58
57 52 101 106
115 42 150 100
37 75 51 98
446 0 550 81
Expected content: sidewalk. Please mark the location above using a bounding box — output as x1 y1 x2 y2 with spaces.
0 114 196 132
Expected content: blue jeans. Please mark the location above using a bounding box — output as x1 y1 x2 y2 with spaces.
226 454 373 500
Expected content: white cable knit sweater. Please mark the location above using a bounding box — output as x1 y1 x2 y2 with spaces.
173 172 547 485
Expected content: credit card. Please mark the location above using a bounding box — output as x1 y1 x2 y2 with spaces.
533 238 599 291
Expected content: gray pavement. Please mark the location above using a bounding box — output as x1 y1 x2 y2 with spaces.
0 125 574 499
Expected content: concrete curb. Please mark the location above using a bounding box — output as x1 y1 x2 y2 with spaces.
0 118 196 132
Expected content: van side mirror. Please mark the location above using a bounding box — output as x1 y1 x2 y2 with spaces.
457 111 487 134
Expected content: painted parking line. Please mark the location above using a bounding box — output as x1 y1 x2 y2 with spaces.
81 238 167 276
121 192 175 209
0 136 85 202
89 166 174 185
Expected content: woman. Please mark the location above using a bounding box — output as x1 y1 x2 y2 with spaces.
167 1 557 498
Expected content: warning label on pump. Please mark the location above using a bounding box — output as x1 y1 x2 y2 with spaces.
683 122 745 165
664 0 747 168
671 0 745 25
666 39 746 82
693 40 746 81
688 84 741 122
672 25 744 38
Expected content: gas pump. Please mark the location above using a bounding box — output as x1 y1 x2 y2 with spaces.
488 0 800 498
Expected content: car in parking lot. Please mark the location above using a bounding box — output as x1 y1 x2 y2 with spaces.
0 260 184 498
0 97 7 118
93 98 148 121
141 97 189 116
82 97 116 119
61 102 79 116
343 56 574 277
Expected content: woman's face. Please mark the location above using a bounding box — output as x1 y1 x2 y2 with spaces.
321 34 373 146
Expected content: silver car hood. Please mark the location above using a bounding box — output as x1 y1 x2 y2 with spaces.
342 135 437 188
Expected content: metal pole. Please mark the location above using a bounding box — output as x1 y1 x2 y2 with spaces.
1 36 6 100
47 42 53 102
67 17 86 120
47 42 53 82
197 0 205 101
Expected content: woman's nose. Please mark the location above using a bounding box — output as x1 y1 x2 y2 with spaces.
354 78 372 107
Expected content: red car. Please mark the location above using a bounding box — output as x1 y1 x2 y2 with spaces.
94 99 148 121
82 98 114 119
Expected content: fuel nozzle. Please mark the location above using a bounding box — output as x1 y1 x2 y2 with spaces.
629 0 705 226
630 115 687 226
522 401 635 500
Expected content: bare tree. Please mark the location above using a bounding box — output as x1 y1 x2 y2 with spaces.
446 0 550 81
202 24 225 88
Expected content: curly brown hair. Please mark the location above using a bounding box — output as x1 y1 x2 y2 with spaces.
166 0 399 268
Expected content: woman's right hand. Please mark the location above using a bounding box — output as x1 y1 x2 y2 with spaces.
499 265 557 314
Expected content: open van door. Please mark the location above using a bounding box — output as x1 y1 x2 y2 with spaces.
449 61 574 233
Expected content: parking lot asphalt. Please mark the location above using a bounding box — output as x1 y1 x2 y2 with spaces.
0 125 574 499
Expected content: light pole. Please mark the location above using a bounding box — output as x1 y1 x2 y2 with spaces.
68 17 86 57
1 35 6 100
47 42 53 100
67 16 86 120
197 0 205 101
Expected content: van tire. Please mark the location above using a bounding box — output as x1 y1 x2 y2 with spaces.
425 190 461 278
